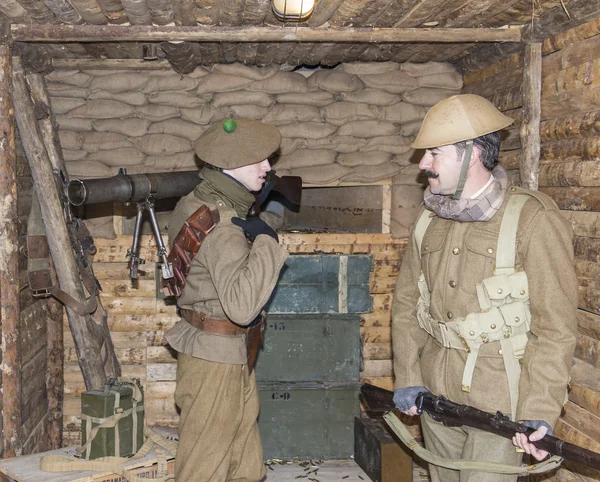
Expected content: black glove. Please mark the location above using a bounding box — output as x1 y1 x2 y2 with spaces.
231 217 278 242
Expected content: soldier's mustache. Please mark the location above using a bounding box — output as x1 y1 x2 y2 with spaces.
423 170 439 179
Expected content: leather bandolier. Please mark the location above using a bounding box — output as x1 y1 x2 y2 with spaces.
165 204 266 373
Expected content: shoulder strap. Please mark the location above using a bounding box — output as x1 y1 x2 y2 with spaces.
494 194 529 275
414 209 435 259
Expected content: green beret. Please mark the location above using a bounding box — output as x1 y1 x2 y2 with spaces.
194 118 282 169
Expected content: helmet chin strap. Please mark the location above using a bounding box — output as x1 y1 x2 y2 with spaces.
451 140 473 200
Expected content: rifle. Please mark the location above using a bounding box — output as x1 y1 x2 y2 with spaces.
68 169 302 281
360 383 600 470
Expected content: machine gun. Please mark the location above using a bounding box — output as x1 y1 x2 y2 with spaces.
68 169 302 282
360 383 600 470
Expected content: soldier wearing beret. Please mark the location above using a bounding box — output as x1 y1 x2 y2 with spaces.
166 118 288 481
391 95 578 481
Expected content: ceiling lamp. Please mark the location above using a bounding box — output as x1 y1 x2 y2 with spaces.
272 0 316 22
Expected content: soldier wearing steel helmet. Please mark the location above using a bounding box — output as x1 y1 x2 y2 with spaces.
391 95 577 481
166 118 288 481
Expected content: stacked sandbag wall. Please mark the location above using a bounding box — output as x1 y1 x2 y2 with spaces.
47 61 462 239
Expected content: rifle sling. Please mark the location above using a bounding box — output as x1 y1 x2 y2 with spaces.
383 411 563 476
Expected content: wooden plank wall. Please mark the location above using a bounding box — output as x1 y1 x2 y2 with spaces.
464 17 600 482
62 232 406 445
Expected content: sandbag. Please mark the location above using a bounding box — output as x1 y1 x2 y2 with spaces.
63 149 87 161
83 215 116 240
48 83 88 98
400 61 456 77
148 118 205 141
227 105 271 120
340 89 401 106
81 132 132 153
290 163 351 184
247 72 309 94
336 151 392 167
371 102 427 123
338 62 400 75
47 70 84 82
59 130 83 150
51 97 87 115
52 72 92 87
65 160 112 178
277 122 338 139
212 91 275 108
212 63 278 80
391 150 419 165
90 73 148 92
87 148 146 166
88 90 148 106
402 88 459 106
196 74 254 94
360 71 418 94
363 136 413 154
135 105 180 122
180 105 215 124
418 72 463 90
143 75 199 92
148 91 210 108
92 118 151 137
187 66 210 78
279 138 307 155
276 91 335 107
274 149 336 170
341 161 401 183
56 116 93 131
128 134 191 155
69 100 136 119
305 135 367 153
307 70 365 93
321 102 376 125
145 152 199 170
393 163 425 184
400 120 422 137
337 120 399 138
262 104 321 124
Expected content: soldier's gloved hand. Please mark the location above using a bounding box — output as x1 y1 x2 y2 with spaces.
232 217 278 242
393 386 428 416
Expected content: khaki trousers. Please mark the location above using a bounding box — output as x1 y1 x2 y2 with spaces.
174 355 266 482
421 413 523 482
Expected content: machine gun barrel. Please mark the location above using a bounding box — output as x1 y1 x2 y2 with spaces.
68 170 201 206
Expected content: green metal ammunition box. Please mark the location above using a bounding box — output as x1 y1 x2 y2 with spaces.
255 314 361 383
81 378 144 460
265 254 373 314
257 382 360 459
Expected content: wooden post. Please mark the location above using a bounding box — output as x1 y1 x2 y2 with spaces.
12 57 107 390
0 42 23 459
520 43 542 190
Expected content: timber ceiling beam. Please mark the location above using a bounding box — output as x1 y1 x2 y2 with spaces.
11 24 523 43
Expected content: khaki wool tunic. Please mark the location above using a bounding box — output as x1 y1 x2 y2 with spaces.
392 186 578 427
166 169 289 364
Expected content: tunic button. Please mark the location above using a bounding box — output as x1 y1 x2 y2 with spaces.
498 349 503 355
510 186 517 192
497 288 503 294
490 324 496 329
452 248 460 255
520 290 526 295
423 246 429 252
447 312 453 319
487 248 494 254
469 330 475 336
514 317 520 323
449 280 456 288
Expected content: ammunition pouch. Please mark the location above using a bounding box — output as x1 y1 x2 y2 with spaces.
165 205 220 297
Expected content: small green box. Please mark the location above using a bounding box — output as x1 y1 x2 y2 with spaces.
81 378 144 460
257 382 360 459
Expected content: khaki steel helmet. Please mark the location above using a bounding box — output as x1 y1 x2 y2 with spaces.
412 94 514 149
194 118 281 169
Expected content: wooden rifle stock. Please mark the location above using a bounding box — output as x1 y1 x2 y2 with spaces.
360 383 600 470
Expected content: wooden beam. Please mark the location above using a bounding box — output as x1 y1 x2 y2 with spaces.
520 42 542 190
11 24 524 43
12 57 108 390
0 44 23 459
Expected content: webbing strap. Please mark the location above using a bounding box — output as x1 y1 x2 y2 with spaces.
414 209 435 259
452 140 473 201
383 411 563 476
495 194 529 275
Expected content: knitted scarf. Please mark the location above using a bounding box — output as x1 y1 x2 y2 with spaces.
423 165 508 222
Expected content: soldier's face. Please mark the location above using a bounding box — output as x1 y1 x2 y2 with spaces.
225 158 271 192
418 145 462 195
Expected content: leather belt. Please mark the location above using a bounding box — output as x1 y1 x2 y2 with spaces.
180 309 246 336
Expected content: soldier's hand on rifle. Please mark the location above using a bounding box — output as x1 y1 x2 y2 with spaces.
232 217 279 242
393 386 428 416
512 420 551 461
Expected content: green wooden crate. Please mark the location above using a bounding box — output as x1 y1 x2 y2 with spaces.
255 314 361 383
257 382 360 460
265 255 373 314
